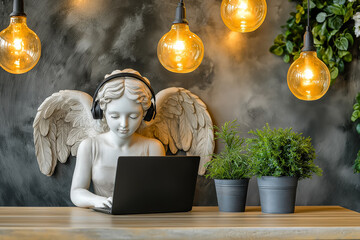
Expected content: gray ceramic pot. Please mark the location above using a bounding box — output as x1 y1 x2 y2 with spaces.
257 176 298 214
214 178 249 212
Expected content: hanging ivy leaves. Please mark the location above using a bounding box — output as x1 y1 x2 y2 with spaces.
345 33 354 45
335 37 349 50
328 16 343 30
283 54 290 63
316 12 327 23
326 4 345 16
330 67 339 80
269 45 284 56
286 41 294 53
269 0 358 83
344 8 354 23
333 0 346 5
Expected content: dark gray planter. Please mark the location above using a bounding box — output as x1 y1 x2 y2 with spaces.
257 176 298 214
214 179 249 212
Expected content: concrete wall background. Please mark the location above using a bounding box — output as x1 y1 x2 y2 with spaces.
0 0 359 211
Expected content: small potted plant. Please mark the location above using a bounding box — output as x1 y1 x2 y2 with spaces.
247 124 322 214
205 120 252 212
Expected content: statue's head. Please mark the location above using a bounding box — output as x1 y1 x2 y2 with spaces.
96 69 153 138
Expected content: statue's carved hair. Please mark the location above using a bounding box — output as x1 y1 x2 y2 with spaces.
96 69 152 116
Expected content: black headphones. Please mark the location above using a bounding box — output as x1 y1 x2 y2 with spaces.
91 72 156 121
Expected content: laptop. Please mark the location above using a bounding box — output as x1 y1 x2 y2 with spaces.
93 156 200 215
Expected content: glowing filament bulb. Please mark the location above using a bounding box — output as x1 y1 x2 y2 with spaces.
221 0 267 32
0 16 41 74
157 23 204 73
287 52 330 101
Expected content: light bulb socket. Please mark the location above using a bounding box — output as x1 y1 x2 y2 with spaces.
173 0 188 24
302 26 316 52
10 0 26 17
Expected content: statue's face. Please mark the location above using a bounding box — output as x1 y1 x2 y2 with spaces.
105 95 144 139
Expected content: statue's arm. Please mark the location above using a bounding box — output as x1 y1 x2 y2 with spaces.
149 139 166 156
70 138 108 208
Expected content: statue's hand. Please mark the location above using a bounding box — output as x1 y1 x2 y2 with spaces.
93 196 113 208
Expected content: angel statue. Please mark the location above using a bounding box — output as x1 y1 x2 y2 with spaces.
33 68 214 208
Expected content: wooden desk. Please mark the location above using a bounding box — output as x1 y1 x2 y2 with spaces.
0 206 359 239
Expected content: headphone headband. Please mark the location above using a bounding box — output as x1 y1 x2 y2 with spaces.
91 72 156 121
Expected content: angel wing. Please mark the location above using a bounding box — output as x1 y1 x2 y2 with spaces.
33 90 104 176
138 87 214 175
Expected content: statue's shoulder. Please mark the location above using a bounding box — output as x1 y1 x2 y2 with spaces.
136 134 161 145
77 134 108 160
79 134 105 150
77 137 96 154
136 134 165 155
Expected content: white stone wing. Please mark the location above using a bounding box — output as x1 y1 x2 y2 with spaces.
138 87 214 175
33 90 104 176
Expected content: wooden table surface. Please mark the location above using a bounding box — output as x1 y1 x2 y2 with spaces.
0 206 359 239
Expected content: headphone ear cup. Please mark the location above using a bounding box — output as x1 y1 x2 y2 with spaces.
91 101 103 119
143 103 155 122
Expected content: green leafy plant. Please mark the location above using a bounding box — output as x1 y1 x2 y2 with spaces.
247 124 322 179
350 93 360 173
270 0 360 83
205 120 252 179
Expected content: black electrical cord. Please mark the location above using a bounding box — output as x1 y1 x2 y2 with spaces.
307 0 310 28
302 0 315 51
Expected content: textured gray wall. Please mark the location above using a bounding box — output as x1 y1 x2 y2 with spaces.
0 0 359 210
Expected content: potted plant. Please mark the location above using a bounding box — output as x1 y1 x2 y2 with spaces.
247 124 322 214
205 120 252 212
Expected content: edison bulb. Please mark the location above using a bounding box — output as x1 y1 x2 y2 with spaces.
157 23 204 73
287 52 330 101
0 16 41 74
221 0 267 32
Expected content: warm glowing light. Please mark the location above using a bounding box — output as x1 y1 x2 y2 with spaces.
287 52 330 101
239 1 248 10
304 68 314 80
13 38 22 51
71 0 104 16
174 40 185 51
74 0 86 6
221 0 267 32
236 1 250 19
157 23 204 73
0 16 41 74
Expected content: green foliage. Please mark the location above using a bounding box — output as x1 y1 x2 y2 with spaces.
247 124 322 179
270 0 360 83
350 93 360 173
205 120 252 180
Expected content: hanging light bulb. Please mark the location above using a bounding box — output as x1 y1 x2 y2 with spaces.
157 0 204 73
221 0 267 32
287 0 330 101
0 0 41 74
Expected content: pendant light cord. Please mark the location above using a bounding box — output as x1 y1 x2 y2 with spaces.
307 0 310 28
302 0 315 51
